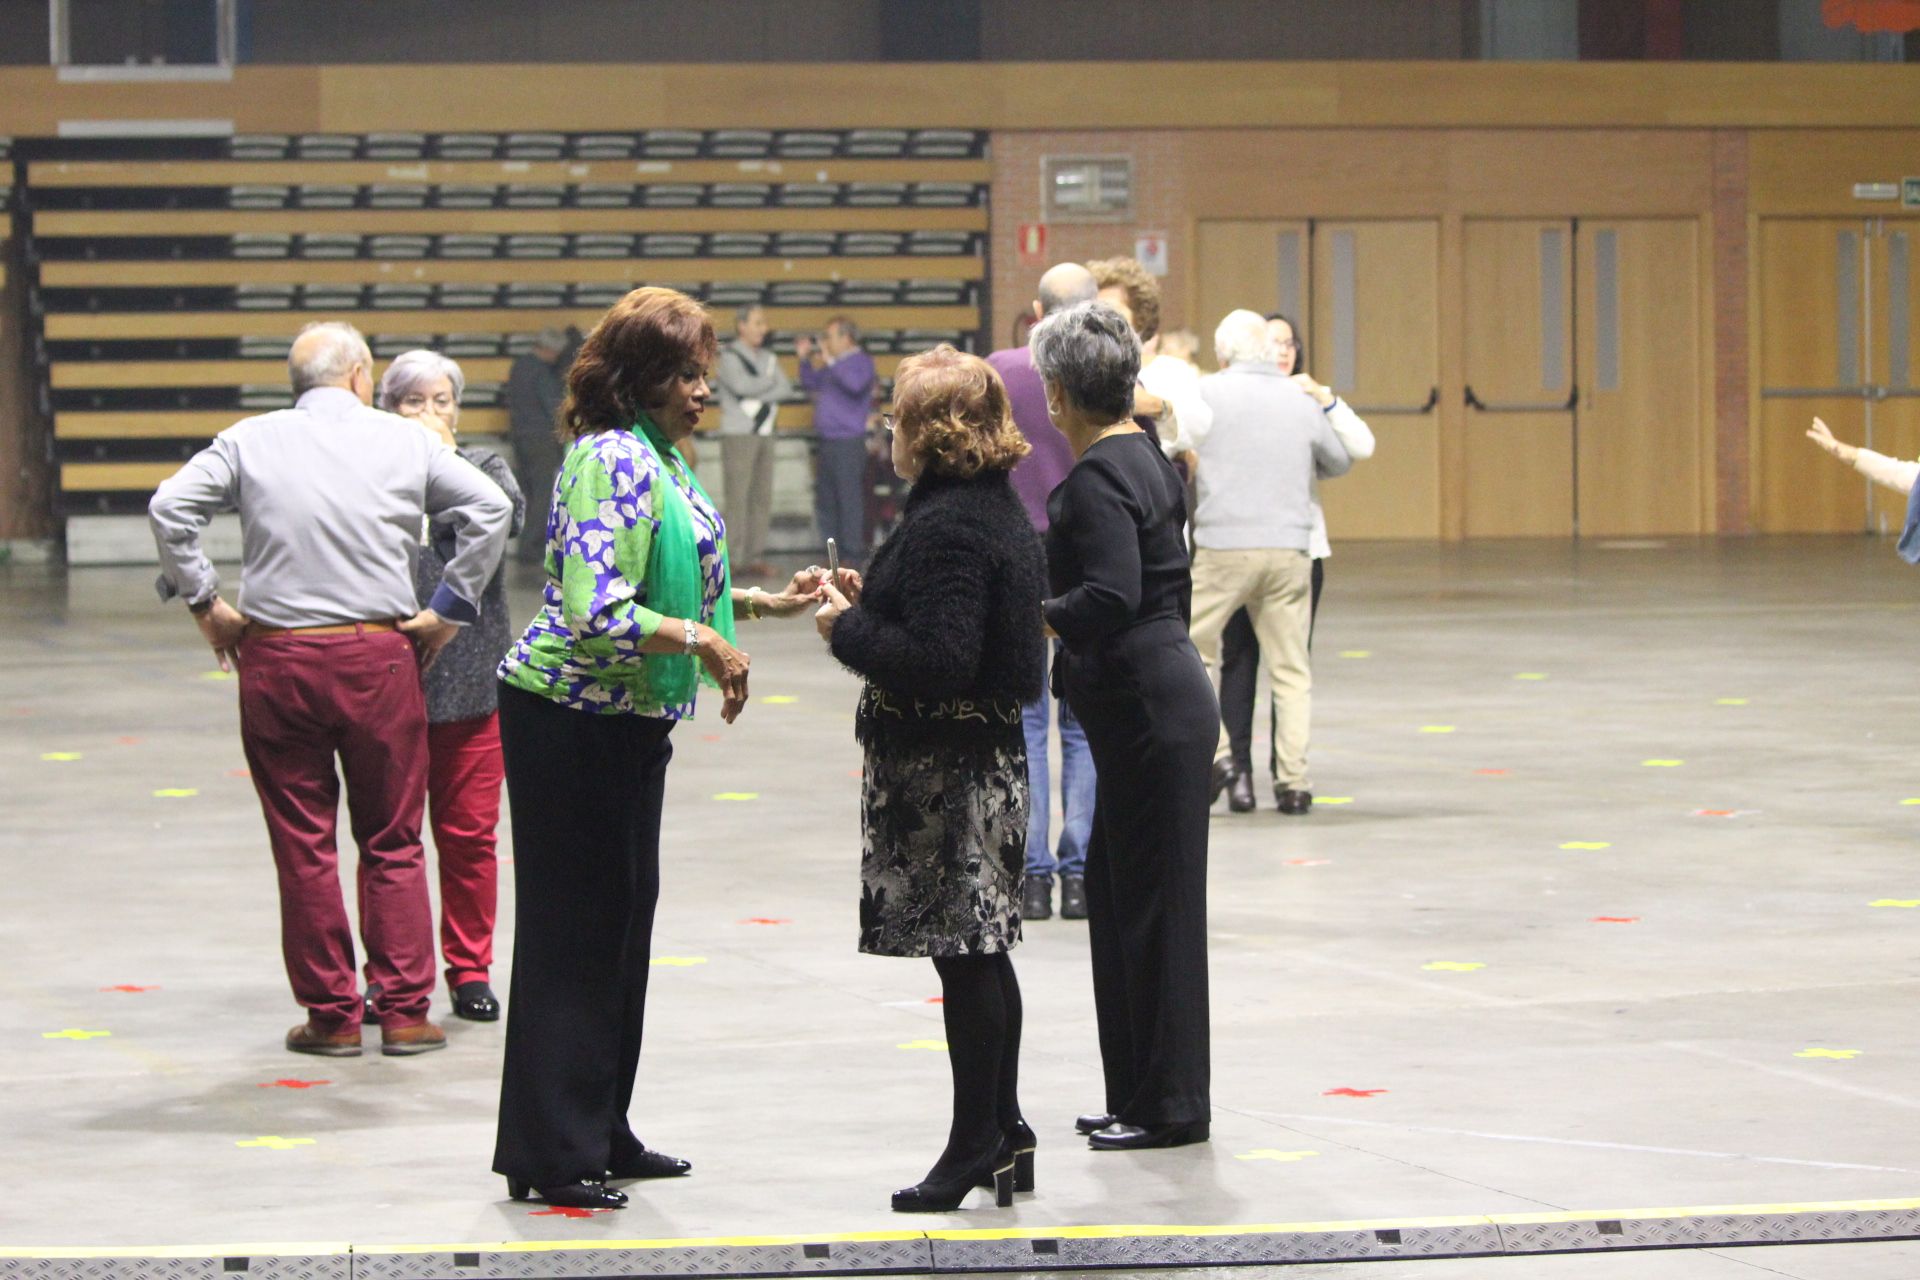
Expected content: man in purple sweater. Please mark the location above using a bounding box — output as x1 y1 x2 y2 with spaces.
797 315 878 569
988 262 1099 922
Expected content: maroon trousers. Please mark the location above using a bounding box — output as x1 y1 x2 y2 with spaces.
426 712 503 989
238 628 434 1031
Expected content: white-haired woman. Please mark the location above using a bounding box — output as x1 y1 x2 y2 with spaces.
377 349 525 1024
1033 301 1217 1151
1187 312 1350 820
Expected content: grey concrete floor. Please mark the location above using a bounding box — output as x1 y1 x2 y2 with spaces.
5 537 1920 1272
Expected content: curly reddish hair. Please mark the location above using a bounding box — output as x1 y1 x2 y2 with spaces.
557 286 717 441
893 344 1029 479
1086 255 1161 342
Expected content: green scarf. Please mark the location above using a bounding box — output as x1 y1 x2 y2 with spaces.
627 414 736 707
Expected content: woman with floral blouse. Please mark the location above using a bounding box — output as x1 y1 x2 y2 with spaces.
490 287 818 1211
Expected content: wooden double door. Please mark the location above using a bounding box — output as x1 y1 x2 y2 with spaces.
1194 217 1703 539
1756 217 1920 533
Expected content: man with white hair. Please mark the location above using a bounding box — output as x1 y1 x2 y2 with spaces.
1187 310 1351 817
150 321 512 1058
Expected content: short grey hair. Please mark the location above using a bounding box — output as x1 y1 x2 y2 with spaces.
288 322 371 394
1214 309 1277 367
734 303 765 329
533 326 568 351
377 348 466 414
825 313 860 343
1029 300 1140 423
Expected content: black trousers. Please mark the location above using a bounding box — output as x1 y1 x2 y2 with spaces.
1222 556 1325 776
493 683 674 1184
1063 620 1214 1127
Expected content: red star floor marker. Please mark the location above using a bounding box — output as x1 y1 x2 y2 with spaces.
1474 768 1510 777
1591 916 1640 923
258 1079 330 1089
737 917 791 926
1284 858 1330 867
530 1206 613 1218
226 768 250 778
115 736 143 746
700 734 722 743
98 984 158 993
926 996 944 1004
1323 1087 1388 1098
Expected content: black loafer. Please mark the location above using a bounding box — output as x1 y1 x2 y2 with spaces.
1088 1120 1210 1150
608 1148 692 1180
506 1176 626 1208
1074 1112 1116 1135
1275 787 1313 816
452 980 500 1022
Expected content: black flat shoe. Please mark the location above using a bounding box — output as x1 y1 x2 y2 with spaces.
1088 1120 1210 1150
1276 787 1313 816
452 980 500 1022
1227 769 1256 813
1021 873 1052 922
608 1149 692 1180
892 1148 1014 1212
1074 1111 1116 1135
505 1176 627 1209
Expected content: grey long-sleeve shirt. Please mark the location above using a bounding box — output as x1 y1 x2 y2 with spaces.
149 386 513 628
715 338 793 436
1192 363 1351 552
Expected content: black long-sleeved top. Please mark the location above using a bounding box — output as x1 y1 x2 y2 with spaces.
830 468 1046 745
1043 430 1192 645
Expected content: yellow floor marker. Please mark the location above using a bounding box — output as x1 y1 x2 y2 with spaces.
1715 697 1749 706
1422 961 1485 972
41 1028 111 1040
1339 650 1371 659
712 792 759 801
200 671 233 681
1317 797 1353 805
1419 725 1456 734
1561 841 1612 851
235 1135 316 1149
39 752 81 762
898 1039 948 1051
1795 1048 1862 1060
1870 899 1920 908
650 956 707 967
762 695 798 705
1514 673 1548 681
152 788 199 798
1237 1149 1320 1162
1642 759 1684 767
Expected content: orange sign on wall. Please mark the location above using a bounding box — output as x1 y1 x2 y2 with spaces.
1823 0 1920 32
1016 223 1048 265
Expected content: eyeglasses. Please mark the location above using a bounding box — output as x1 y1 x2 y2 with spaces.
1275 339 1300 352
398 392 457 414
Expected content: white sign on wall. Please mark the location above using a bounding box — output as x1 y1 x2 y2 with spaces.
1134 229 1170 277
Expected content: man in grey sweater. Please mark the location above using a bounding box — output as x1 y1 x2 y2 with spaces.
714 303 792 577
1188 309 1351 816
150 322 511 1058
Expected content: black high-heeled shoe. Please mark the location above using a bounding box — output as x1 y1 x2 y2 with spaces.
607 1148 691 1180
978 1119 1037 1194
505 1176 628 1209
892 1148 1015 1212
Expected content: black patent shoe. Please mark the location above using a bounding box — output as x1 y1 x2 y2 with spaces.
1227 769 1256 813
1088 1120 1210 1150
452 980 500 1022
893 1149 1014 1212
1021 874 1053 921
608 1148 692 1180
1074 1111 1116 1135
505 1176 628 1209
1059 875 1088 920
1209 758 1238 804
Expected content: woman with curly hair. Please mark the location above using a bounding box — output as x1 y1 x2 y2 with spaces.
814 345 1048 1212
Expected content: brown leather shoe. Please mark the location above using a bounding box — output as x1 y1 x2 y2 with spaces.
286 1021 362 1057
380 1020 448 1057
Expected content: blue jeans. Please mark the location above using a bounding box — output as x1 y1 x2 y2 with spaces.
1022 662 1095 879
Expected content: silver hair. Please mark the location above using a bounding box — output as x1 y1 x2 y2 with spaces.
1214 309 1278 367
534 326 568 351
1029 300 1140 423
288 321 372 394
376 348 466 414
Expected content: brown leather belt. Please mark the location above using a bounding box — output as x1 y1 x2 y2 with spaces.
246 620 399 639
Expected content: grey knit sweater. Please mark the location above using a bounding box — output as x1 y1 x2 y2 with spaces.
413 445 526 724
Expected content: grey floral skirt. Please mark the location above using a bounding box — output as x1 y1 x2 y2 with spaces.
859 731 1029 958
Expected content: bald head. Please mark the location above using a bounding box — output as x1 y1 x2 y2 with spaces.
288 322 374 401
1034 263 1097 318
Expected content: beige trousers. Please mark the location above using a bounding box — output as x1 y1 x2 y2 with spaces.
1187 547 1314 789
720 434 776 566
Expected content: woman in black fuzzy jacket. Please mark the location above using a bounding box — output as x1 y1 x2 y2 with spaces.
815 345 1047 1213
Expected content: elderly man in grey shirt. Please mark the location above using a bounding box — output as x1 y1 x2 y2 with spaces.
1187 309 1351 817
714 303 792 577
150 321 511 1059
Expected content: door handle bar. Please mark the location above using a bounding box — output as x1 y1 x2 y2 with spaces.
1464 385 1578 412
1349 386 1439 416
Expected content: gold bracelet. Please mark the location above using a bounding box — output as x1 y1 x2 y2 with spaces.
745 587 762 621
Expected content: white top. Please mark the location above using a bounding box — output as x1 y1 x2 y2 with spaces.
1139 352 1211 457
1310 398 1376 559
1854 447 1920 495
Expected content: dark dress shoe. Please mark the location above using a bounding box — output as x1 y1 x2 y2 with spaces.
1275 787 1313 815
1074 1111 1116 1135
452 980 500 1022
1021 873 1053 921
1227 769 1256 813
286 1021 361 1057
608 1148 691 1179
1059 875 1088 920
506 1177 627 1209
1088 1120 1211 1150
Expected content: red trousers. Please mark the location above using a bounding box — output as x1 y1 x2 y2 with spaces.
426 712 502 989
238 628 433 1031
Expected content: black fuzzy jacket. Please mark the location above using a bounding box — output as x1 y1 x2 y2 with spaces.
829 469 1047 747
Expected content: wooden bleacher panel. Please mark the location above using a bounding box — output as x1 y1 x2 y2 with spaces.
24 129 990 517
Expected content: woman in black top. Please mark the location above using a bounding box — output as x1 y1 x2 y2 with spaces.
1031 301 1215 1150
816 345 1048 1211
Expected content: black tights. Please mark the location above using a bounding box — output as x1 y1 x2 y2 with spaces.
923 951 1022 1181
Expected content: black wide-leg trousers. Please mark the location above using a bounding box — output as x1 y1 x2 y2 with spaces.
1065 620 1215 1127
493 683 674 1185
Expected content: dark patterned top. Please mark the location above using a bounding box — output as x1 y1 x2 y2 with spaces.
413 445 525 725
